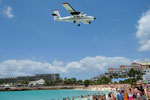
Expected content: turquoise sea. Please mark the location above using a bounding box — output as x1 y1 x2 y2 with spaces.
0 89 109 100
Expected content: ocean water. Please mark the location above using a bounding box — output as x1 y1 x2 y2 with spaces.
0 89 109 100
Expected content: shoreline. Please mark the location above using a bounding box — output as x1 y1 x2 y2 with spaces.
0 84 130 92
0 85 85 92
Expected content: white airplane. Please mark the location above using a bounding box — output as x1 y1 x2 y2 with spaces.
52 2 96 26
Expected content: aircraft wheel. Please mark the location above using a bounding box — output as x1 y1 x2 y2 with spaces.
78 24 80 26
89 21 91 24
73 20 76 23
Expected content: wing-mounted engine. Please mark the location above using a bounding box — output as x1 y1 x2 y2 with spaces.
70 12 81 15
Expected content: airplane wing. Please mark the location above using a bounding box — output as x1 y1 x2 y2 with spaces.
62 2 81 15
82 21 90 24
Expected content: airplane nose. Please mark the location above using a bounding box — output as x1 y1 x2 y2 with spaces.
94 17 96 20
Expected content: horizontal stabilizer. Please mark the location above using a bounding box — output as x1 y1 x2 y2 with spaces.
52 9 61 20
52 13 57 16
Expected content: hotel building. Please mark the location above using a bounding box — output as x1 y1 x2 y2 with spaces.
108 62 149 75
0 74 60 83
143 69 150 83
92 61 150 80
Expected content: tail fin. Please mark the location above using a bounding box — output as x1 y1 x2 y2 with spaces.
52 9 61 20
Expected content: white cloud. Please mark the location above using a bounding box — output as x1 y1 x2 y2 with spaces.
79 56 131 71
0 59 67 78
136 10 150 51
0 56 134 78
3 6 14 18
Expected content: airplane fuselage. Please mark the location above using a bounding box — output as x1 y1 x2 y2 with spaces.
58 15 95 23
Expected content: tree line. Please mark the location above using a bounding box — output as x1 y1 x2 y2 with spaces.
0 69 143 87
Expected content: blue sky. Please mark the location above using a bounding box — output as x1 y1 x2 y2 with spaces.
0 0 150 79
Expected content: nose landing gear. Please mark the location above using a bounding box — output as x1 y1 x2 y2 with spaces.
89 21 91 24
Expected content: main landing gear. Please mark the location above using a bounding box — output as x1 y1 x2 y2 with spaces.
73 21 80 26
73 20 76 23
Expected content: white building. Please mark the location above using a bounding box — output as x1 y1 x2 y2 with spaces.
140 61 150 74
140 61 150 65
143 69 150 83
28 79 45 86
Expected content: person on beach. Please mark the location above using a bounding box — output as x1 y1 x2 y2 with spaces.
107 92 112 100
116 90 124 100
139 86 146 100
146 89 150 100
147 84 149 89
128 88 134 100
123 89 128 100
135 87 142 100
107 92 116 100
80 95 84 100
111 92 117 100
101 94 106 100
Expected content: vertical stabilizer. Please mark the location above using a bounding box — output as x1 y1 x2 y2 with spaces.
52 9 61 20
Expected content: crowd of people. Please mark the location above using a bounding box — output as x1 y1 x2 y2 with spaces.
62 84 150 100
110 85 150 100
63 93 107 100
